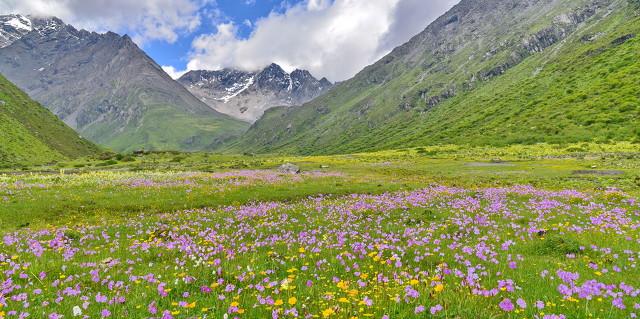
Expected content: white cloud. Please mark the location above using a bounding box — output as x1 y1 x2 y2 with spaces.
162 65 188 79
0 0 211 44
185 0 459 81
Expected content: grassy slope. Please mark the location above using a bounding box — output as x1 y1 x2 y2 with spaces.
88 105 250 153
230 2 640 155
0 74 99 166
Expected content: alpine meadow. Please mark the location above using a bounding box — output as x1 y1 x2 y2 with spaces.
0 1 639 319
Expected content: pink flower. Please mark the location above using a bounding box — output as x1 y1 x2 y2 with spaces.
148 301 158 314
101 309 111 317
516 298 527 309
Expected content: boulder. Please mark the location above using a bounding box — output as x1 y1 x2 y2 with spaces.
279 163 300 174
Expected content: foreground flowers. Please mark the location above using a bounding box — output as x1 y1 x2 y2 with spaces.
0 185 638 318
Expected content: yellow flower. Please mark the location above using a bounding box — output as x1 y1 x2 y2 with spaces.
409 279 419 286
275 299 284 306
288 297 297 305
338 297 349 303
230 301 240 307
322 308 335 317
337 281 349 290
434 284 444 293
186 302 196 309
298 247 305 253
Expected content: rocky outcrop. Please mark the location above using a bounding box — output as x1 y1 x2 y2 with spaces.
178 63 333 122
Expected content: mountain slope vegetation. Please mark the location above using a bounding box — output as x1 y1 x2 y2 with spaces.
230 0 640 154
0 16 248 152
0 74 99 166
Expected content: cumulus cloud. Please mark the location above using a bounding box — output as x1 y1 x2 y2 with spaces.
185 0 459 81
0 0 209 44
162 65 189 79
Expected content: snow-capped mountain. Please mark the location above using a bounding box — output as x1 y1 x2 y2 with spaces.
0 14 33 48
178 63 333 122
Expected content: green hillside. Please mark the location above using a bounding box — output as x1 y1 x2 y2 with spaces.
0 74 99 166
230 0 640 154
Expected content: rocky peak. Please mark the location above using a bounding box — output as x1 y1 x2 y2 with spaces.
0 14 33 48
179 63 333 122
255 63 291 92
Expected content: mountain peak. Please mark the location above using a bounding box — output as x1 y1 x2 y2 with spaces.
178 63 333 122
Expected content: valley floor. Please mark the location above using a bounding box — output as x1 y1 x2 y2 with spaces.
0 142 639 318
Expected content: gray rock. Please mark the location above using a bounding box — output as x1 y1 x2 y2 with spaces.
279 163 300 174
0 100 5 106
178 63 333 123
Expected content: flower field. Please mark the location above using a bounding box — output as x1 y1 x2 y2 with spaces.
1 181 639 318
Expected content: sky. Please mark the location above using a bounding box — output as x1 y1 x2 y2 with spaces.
0 0 459 81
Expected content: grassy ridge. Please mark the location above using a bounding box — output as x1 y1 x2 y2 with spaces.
230 2 640 155
0 74 99 166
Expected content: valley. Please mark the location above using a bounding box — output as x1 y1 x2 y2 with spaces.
0 0 639 318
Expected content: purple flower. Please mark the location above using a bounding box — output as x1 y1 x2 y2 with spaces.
415 305 425 314
613 298 626 310
430 304 443 315
535 300 545 309
101 309 111 317
516 298 527 309
499 298 514 312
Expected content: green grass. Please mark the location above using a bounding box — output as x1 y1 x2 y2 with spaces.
0 143 638 319
88 105 249 153
0 74 100 167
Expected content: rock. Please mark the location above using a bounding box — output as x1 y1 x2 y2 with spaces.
0 100 5 106
279 163 300 174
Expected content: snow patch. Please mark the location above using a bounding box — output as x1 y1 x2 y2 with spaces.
5 16 32 32
217 76 255 103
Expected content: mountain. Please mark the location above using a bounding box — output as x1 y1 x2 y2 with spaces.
0 14 33 48
178 63 333 122
229 0 640 154
0 73 99 166
0 15 248 152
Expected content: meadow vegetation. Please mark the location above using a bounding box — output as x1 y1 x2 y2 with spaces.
0 142 638 318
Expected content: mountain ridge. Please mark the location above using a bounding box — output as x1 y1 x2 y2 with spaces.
0 14 248 152
178 63 332 122
228 0 640 154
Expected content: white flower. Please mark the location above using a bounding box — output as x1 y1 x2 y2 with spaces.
73 305 82 316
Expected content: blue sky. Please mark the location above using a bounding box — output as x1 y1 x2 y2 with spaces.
1 0 459 81
145 0 304 73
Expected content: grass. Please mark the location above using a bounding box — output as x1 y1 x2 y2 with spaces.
0 74 100 166
0 143 638 318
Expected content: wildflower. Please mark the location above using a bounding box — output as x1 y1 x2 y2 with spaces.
288 297 297 305
72 306 82 317
516 298 527 309
499 298 514 312
322 308 335 317
148 302 158 314
430 304 443 315
101 309 111 318
415 305 425 314
434 284 444 293
613 298 626 310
